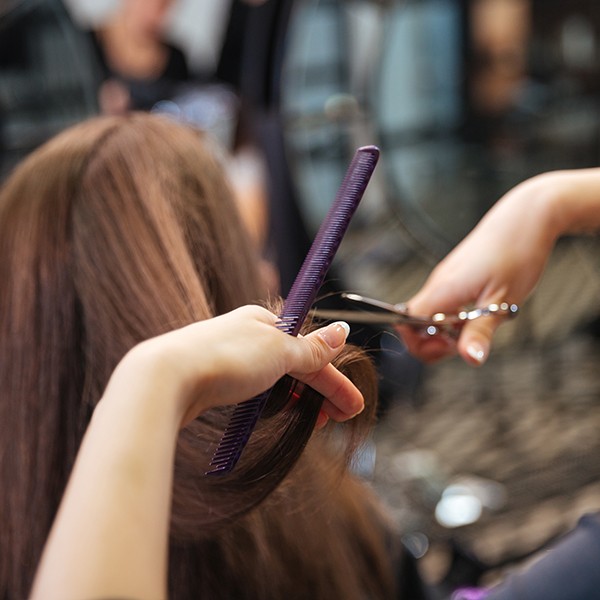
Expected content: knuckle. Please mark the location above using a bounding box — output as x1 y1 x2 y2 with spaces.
308 336 327 367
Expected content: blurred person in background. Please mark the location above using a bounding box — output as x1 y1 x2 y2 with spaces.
89 0 277 289
90 0 189 114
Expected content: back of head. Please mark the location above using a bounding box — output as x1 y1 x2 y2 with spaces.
0 113 267 596
0 113 402 599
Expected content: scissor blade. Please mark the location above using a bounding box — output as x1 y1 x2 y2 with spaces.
309 308 420 325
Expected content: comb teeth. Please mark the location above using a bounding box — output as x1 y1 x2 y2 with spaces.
276 316 299 334
206 145 380 476
206 392 270 474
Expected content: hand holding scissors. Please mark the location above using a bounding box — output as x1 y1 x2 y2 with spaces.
312 293 518 339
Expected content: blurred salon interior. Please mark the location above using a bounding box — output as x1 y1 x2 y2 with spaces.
2 0 600 596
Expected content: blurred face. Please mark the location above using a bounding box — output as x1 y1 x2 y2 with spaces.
123 0 174 39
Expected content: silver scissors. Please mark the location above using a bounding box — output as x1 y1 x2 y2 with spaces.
311 292 519 337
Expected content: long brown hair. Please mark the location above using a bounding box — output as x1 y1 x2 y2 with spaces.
0 114 402 599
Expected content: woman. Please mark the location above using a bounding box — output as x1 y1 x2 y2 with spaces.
0 114 409 599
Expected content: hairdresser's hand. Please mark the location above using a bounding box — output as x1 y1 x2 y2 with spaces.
108 305 363 428
399 174 561 365
35 303 360 600
34 306 360 600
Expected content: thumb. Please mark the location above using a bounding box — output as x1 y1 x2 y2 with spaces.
457 317 501 366
314 320 351 349
291 321 351 374
304 321 350 371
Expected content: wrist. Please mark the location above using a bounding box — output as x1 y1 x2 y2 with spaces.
100 342 202 434
501 172 565 245
532 169 600 238
535 172 576 241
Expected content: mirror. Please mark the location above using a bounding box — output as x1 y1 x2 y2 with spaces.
280 0 600 591
280 0 600 334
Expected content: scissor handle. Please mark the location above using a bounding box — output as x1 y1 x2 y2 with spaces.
432 302 519 325
321 293 520 337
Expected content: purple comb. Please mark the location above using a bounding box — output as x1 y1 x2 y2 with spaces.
206 145 380 475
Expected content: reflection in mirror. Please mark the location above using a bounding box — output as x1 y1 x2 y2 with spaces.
281 0 363 234
281 0 600 592
281 0 600 325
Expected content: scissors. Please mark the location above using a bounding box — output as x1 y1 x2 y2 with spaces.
311 292 519 337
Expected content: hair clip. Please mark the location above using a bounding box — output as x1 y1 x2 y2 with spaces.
311 292 519 338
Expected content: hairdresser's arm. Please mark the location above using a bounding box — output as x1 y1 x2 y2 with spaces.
400 168 600 365
30 305 361 600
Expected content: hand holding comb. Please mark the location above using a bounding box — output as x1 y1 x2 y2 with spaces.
206 145 380 475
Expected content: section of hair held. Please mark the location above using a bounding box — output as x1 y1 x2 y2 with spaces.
169 341 379 536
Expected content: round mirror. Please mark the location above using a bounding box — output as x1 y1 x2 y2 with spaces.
280 0 600 333
280 0 600 588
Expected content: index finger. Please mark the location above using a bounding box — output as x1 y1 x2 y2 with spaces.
290 363 364 421
394 323 458 363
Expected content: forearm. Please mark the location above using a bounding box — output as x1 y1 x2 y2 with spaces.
29 308 359 598
519 168 600 239
468 167 600 296
30 358 190 600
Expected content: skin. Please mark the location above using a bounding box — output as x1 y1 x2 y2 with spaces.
120 0 175 41
30 306 360 600
96 0 176 113
399 168 600 365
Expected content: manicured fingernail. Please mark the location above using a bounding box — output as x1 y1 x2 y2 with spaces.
466 342 487 365
319 321 350 348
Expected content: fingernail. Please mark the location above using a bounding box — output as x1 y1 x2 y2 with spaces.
466 342 488 365
319 321 350 348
